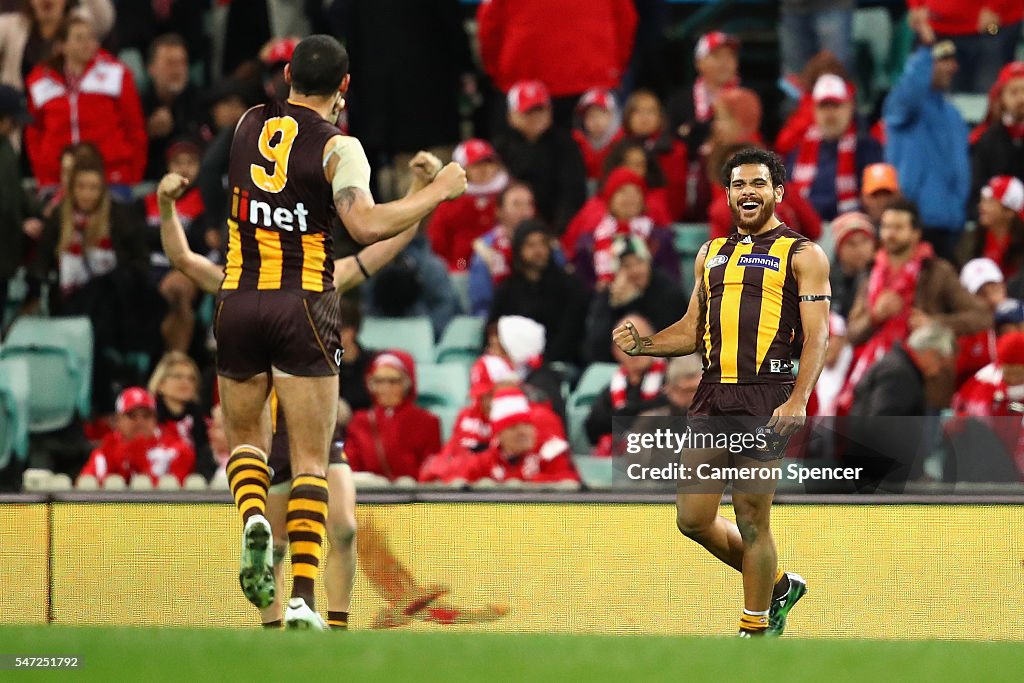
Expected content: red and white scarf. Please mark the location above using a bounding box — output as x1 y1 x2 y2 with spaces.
791 125 859 215
693 77 738 122
489 226 513 285
835 241 934 415
610 360 666 409
593 215 654 284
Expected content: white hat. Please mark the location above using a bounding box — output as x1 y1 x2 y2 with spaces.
960 257 1004 295
497 316 546 367
812 74 852 104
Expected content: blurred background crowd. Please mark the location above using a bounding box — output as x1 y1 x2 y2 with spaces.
2 0 1024 492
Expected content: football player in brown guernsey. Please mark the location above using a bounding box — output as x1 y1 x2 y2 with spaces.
162 33 466 629
613 148 831 637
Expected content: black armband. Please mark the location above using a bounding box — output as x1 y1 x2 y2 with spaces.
354 253 371 280
799 295 831 302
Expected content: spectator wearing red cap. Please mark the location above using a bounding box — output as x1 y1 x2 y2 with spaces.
141 33 202 181
570 168 678 289
786 74 882 221
345 351 441 481
468 181 540 316
971 63 1024 205
427 139 508 272
908 0 1023 93
666 31 740 182
494 80 587 233
954 257 1008 386
778 1 854 80
622 90 688 221
477 0 636 129
950 331 1024 480
957 176 1024 278
829 212 877 318
419 386 578 484
24 11 147 191
860 162 901 226
143 138 207 353
572 88 624 184
79 387 196 485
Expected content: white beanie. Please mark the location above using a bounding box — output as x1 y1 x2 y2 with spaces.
497 316 546 367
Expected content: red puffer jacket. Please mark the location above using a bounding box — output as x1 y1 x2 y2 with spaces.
25 51 147 186
477 0 637 96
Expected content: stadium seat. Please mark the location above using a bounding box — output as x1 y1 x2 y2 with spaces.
359 316 435 363
417 363 470 409
350 471 392 489
572 456 614 489
0 358 30 470
1 316 93 427
566 363 617 455
435 315 484 366
157 475 181 490
48 473 72 491
130 475 154 491
392 476 418 489
22 468 54 492
102 474 127 490
431 404 461 443
76 475 99 490
183 474 208 491
672 223 710 255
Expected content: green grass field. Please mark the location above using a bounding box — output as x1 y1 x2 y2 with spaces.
1 627 1023 682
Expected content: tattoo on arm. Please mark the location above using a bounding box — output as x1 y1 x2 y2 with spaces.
334 187 359 215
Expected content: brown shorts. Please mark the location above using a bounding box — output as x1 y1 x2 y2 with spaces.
214 288 342 380
687 382 793 462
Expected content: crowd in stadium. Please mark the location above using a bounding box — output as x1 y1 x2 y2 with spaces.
2 0 1024 489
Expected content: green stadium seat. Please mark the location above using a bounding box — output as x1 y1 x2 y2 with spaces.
572 455 613 489
0 344 82 432
431 404 461 443
4 316 93 416
566 363 617 455
449 272 470 314
672 223 710 254
435 315 484 366
359 316 435 363
0 358 30 469
416 362 470 410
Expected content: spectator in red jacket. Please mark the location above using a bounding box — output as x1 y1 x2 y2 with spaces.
622 89 688 221
24 11 146 192
476 0 636 127
79 387 195 485
950 331 1024 480
419 386 578 484
427 138 508 271
908 0 1023 93
345 351 442 481
562 139 672 259
572 88 624 184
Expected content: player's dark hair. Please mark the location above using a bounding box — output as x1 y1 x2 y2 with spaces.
720 148 787 189
289 35 349 97
883 197 922 231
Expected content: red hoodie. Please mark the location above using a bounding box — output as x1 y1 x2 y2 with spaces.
80 425 195 484
427 190 500 272
345 350 442 480
25 51 147 186
907 0 1023 37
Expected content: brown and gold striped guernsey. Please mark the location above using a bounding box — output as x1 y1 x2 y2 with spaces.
222 100 347 293
699 224 808 384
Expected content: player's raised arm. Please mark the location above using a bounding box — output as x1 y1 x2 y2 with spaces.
766 241 831 436
612 242 709 358
156 173 224 295
333 151 443 291
325 136 466 245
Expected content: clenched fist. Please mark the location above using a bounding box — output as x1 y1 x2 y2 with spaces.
612 320 645 357
157 173 190 203
433 162 468 200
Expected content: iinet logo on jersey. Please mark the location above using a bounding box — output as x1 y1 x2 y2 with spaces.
231 187 310 232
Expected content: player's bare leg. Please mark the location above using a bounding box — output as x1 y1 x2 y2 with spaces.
274 373 337 629
324 463 357 630
675 448 744 570
732 489 778 635
220 374 275 608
